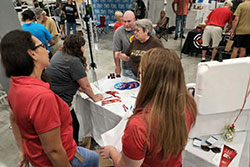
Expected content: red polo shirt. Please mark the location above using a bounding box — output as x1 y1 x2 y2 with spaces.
207 7 233 28
8 76 76 167
114 21 123 32
122 107 194 167
174 0 192 15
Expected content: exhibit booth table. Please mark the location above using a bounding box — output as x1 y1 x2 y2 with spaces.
74 76 139 146
75 58 250 166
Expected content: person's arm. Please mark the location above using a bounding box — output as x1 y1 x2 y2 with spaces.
9 110 30 167
74 6 78 17
113 51 121 75
100 146 144 167
38 127 71 167
159 17 167 27
225 13 233 33
113 30 123 75
43 25 55 44
50 19 59 41
49 38 55 44
59 9 63 17
77 77 103 102
231 16 239 37
225 22 232 33
115 52 130 61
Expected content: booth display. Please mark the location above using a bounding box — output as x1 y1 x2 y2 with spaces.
182 29 232 59
181 29 203 55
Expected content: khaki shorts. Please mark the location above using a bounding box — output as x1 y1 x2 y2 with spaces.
202 25 223 48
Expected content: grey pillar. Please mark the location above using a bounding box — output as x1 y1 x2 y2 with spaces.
0 0 21 93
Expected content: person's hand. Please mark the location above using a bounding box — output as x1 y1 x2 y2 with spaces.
115 51 122 59
78 87 84 92
100 146 114 159
115 66 121 76
18 152 30 167
93 94 103 102
231 32 235 38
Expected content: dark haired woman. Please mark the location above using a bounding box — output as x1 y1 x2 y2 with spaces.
45 34 103 146
100 48 197 167
1 30 99 167
55 2 66 39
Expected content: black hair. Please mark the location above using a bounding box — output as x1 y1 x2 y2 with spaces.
62 34 87 69
22 9 35 21
56 2 63 8
0 30 35 77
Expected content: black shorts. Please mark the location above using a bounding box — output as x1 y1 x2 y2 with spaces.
58 19 65 25
233 34 250 48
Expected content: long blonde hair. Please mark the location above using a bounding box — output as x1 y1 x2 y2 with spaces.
134 48 197 159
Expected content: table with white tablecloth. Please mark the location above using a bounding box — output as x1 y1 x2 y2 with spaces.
74 76 139 146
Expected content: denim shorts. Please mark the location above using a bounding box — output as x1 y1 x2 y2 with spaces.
71 146 99 167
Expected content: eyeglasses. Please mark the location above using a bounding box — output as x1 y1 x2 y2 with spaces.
201 145 221 153
32 43 46 50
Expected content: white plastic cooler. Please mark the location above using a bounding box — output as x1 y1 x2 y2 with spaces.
188 57 250 137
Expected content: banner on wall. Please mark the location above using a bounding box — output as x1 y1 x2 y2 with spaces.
92 0 133 25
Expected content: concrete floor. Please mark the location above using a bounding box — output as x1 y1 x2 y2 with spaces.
0 29 201 167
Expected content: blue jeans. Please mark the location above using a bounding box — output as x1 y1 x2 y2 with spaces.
67 22 77 35
71 146 99 167
175 15 187 37
123 69 138 80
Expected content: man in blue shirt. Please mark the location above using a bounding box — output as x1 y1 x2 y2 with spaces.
21 9 54 58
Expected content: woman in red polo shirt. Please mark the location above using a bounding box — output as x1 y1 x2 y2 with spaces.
0 30 99 167
100 48 197 167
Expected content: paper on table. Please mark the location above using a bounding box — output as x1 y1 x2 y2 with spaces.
101 110 133 152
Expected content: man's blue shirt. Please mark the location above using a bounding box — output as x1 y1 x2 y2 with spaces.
22 22 53 51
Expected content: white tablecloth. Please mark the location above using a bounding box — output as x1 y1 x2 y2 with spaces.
74 76 139 145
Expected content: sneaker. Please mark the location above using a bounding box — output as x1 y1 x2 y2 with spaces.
174 36 178 40
180 35 185 39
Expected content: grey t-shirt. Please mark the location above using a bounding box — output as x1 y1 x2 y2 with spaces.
113 26 134 70
45 51 87 106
